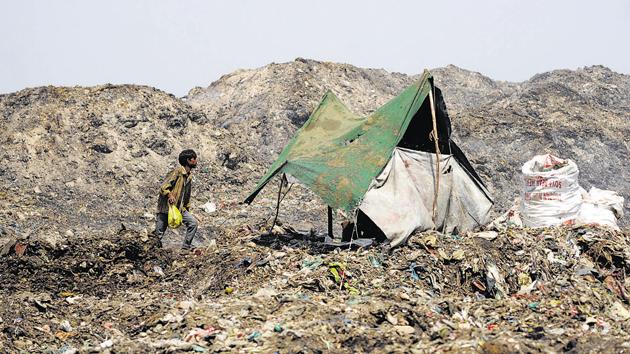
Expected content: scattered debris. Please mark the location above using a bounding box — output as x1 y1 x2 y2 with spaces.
201 201 217 214
1 223 628 351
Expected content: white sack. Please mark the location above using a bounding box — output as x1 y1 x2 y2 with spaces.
520 154 582 227
576 187 624 230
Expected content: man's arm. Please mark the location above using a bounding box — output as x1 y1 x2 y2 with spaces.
159 169 179 204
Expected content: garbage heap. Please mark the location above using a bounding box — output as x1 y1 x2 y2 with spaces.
1 222 629 353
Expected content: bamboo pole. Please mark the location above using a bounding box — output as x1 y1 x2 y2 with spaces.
270 176 284 233
428 86 441 223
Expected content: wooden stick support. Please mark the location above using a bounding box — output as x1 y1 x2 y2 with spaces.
270 177 283 233
327 206 333 238
428 86 441 223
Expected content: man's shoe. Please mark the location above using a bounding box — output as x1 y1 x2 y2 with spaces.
181 243 194 251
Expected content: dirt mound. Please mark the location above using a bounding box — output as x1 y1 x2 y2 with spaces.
0 84 264 241
188 59 630 220
454 66 630 217
431 64 519 111
186 58 415 165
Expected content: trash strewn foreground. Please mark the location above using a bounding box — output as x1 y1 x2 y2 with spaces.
1 224 629 353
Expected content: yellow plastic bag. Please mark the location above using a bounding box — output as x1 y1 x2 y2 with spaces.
168 205 183 229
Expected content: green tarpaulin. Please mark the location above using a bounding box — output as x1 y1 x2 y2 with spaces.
244 70 434 212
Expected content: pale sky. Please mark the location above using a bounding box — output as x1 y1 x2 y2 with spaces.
1 0 628 96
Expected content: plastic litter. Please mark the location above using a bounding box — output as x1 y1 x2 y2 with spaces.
368 254 383 268
328 262 359 294
184 327 219 342
14 242 27 257
247 331 261 342
302 257 323 271
60 320 73 332
168 205 183 229
408 262 420 281
99 339 113 349
201 201 217 214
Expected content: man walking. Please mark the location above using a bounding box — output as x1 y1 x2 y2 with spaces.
154 149 199 250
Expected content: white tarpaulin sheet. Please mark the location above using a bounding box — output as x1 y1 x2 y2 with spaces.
359 148 493 246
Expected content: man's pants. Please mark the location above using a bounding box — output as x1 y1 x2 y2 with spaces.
154 211 198 247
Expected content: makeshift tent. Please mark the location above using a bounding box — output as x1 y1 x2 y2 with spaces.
244 70 493 246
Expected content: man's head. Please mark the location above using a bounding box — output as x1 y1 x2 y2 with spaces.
178 149 198 169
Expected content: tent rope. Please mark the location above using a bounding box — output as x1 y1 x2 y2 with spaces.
429 84 441 224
